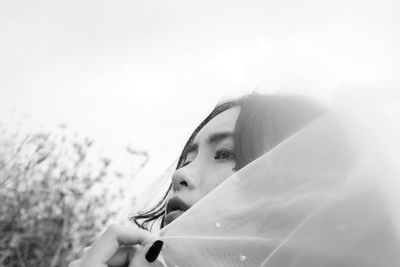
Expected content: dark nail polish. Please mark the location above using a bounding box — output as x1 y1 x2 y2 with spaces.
145 240 164 262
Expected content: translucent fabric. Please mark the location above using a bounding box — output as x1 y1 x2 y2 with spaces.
157 93 400 267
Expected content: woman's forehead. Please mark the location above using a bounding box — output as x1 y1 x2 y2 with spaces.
193 107 241 144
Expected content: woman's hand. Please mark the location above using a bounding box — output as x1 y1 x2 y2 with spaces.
68 224 164 267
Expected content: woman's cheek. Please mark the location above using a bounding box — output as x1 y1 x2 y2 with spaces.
211 164 236 189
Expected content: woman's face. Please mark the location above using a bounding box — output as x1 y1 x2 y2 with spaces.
164 107 241 225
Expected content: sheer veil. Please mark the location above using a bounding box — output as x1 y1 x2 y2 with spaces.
155 86 400 267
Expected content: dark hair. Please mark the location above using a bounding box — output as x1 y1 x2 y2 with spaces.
131 93 326 230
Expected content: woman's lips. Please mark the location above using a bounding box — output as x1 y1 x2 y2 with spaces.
166 196 190 214
164 196 190 225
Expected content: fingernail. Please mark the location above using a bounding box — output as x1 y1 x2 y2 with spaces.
145 240 163 262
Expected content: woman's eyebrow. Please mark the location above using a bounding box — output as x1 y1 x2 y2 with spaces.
207 131 234 145
186 132 234 155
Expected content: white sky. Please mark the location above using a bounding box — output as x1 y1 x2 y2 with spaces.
1 0 399 198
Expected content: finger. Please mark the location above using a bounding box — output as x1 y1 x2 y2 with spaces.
128 240 164 267
145 240 164 263
69 259 107 267
68 259 81 267
83 224 156 265
107 245 137 267
83 246 91 255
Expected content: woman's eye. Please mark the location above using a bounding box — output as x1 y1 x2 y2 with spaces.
214 150 235 160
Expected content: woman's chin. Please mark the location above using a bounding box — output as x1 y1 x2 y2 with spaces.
164 210 184 225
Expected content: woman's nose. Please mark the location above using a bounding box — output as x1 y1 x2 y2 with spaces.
171 166 196 192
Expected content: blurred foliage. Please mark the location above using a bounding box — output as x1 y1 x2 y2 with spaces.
0 120 148 267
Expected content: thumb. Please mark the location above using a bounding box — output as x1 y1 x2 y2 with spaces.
82 224 157 265
145 240 164 263
128 240 165 267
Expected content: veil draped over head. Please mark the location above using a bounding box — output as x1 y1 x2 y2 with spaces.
156 88 400 267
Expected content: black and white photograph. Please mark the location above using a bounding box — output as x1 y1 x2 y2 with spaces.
1 1 400 266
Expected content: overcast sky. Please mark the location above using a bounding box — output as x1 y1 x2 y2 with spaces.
1 0 399 198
